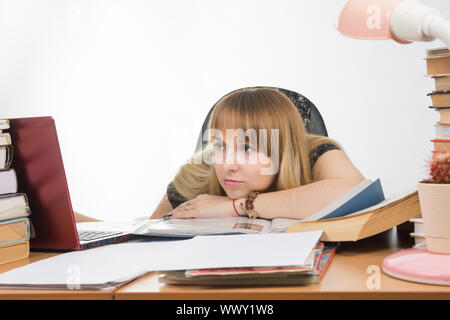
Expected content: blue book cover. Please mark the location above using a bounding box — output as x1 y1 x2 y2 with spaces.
319 179 385 220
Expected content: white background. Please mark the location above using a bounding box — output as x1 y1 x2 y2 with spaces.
1 0 449 221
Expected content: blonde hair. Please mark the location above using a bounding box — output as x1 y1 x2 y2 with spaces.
172 88 343 200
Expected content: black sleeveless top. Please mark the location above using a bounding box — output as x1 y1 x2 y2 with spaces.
166 143 340 209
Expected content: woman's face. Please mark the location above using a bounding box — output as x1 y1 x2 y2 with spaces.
212 133 277 200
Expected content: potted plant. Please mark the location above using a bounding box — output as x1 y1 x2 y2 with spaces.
418 151 450 254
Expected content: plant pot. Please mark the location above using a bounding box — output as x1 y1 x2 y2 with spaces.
417 182 450 254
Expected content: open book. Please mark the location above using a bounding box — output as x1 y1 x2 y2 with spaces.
287 187 420 241
134 178 405 241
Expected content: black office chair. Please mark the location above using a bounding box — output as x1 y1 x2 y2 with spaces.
194 86 329 153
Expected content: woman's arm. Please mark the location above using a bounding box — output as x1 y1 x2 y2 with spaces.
150 193 174 219
73 211 102 223
235 150 366 220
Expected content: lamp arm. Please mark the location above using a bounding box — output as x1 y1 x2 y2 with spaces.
427 16 450 50
390 0 450 49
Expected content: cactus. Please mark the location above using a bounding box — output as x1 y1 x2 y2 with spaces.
421 152 450 184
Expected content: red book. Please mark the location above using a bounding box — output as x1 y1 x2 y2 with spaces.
431 138 450 152
318 243 340 279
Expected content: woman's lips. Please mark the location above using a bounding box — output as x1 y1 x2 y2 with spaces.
224 179 244 186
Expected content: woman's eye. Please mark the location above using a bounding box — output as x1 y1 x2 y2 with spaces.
214 143 224 150
243 145 255 152
214 143 254 152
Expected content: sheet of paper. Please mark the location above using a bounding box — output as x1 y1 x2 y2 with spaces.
0 230 322 288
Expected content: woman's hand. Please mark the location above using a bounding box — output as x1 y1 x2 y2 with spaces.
165 194 238 219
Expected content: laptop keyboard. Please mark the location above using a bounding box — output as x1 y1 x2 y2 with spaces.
78 230 123 242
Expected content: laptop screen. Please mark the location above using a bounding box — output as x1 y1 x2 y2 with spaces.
9 116 81 250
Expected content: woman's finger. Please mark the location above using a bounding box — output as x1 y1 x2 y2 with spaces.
171 209 195 219
166 200 196 219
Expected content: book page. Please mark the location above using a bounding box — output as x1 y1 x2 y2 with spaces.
133 217 272 237
341 186 417 218
269 218 305 233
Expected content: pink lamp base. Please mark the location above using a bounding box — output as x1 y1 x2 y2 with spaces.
382 246 450 286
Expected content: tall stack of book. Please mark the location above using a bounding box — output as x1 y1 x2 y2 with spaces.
408 218 425 248
412 48 450 247
0 119 32 265
426 48 450 160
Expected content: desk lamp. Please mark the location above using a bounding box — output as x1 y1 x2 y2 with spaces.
336 0 450 286
336 0 450 47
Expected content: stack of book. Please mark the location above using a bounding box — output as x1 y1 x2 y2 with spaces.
0 119 32 266
413 48 450 248
159 241 339 286
426 48 450 159
409 218 425 248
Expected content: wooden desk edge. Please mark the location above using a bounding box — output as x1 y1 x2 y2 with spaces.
114 291 450 300
0 290 114 300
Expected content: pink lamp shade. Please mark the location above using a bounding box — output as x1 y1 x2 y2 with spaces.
382 246 450 286
336 0 411 44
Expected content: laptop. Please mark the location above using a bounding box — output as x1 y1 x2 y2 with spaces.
9 116 141 250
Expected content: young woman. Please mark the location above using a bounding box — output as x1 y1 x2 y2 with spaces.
151 87 365 221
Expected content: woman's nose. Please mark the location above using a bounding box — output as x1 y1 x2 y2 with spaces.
223 146 246 165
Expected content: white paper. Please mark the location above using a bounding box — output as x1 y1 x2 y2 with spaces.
0 230 322 289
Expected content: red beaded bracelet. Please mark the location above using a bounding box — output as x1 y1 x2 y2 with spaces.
232 200 241 217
